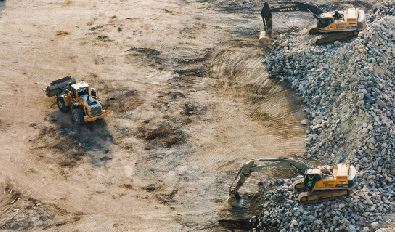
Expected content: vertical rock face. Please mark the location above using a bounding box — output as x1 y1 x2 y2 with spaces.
257 2 395 231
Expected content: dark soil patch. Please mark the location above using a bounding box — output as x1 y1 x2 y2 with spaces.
0 119 10 132
144 184 157 192
89 25 104 31
173 54 211 65
125 47 163 66
174 67 206 77
122 184 133 190
136 122 186 149
127 47 160 57
105 89 143 115
31 112 113 166
97 35 112 42
166 91 186 100
54 31 70 37
156 189 178 205
0 183 80 231
182 102 207 116
32 127 87 168
58 151 85 167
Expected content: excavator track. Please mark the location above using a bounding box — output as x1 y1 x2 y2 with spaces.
298 189 351 204
309 27 320 35
316 31 358 45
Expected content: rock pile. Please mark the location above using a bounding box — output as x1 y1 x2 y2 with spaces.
256 6 395 231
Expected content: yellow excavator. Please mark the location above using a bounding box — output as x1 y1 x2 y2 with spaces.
259 2 367 45
228 157 357 206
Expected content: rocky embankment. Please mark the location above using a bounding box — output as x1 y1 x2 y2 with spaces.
255 2 395 231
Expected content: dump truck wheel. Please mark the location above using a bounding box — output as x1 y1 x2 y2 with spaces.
57 97 68 112
72 107 85 124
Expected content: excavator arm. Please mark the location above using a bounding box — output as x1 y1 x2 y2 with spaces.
261 2 322 29
269 2 323 15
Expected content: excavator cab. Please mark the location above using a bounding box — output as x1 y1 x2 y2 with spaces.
304 169 322 191
78 86 89 96
317 17 334 29
70 82 90 98
304 172 322 191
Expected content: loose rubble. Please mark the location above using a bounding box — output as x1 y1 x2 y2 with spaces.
256 3 395 231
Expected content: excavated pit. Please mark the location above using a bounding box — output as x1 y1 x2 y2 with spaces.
205 39 306 230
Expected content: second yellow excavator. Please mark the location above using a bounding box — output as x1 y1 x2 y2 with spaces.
228 158 357 206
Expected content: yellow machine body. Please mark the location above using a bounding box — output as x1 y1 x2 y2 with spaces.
307 163 354 190
317 8 366 33
296 163 356 203
61 81 107 123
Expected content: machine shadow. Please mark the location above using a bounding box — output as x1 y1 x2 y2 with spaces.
48 111 113 166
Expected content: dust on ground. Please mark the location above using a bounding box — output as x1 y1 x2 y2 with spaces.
0 0 305 231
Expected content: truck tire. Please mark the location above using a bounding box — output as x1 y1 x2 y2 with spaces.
72 107 85 125
57 97 68 112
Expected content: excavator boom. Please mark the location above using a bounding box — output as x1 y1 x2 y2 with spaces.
228 157 309 206
269 1 323 16
260 1 322 34
230 157 309 192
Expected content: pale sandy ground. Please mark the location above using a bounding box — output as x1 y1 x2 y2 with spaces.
0 0 305 231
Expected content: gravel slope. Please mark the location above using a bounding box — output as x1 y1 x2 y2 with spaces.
256 1 395 231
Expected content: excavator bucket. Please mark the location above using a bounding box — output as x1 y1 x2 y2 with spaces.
45 76 76 97
227 187 244 207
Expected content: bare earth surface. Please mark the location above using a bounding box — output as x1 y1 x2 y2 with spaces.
0 0 305 231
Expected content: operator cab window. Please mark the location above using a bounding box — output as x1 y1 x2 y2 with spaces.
78 87 89 96
318 18 334 28
304 174 322 190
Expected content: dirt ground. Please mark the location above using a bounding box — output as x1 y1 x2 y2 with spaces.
0 0 305 231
